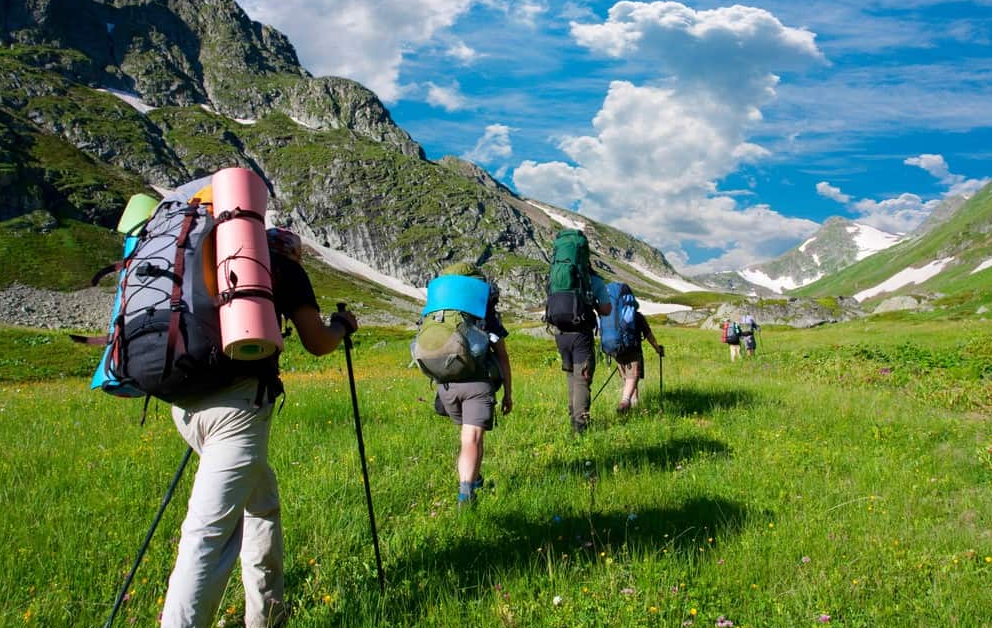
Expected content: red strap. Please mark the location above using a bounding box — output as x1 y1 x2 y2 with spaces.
163 212 197 379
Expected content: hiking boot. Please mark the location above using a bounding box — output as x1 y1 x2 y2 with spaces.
472 475 485 491
457 492 477 511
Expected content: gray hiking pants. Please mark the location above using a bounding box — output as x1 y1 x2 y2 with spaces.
162 378 284 628
555 331 597 432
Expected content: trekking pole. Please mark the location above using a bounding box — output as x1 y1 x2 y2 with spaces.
103 446 193 628
336 303 385 592
658 345 665 398
590 365 619 405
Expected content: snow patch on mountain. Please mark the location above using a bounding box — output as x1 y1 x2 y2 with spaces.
98 87 156 113
302 236 427 301
738 268 822 293
527 200 587 231
847 223 903 261
972 258 992 275
638 300 693 315
854 257 955 302
628 261 705 293
798 237 816 253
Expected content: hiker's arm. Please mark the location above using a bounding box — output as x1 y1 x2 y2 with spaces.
644 328 662 354
290 304 358 356
494 338 512 415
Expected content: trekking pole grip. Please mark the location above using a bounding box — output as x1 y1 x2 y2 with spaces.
335 302 354 347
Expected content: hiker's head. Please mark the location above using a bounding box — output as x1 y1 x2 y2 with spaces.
266 228 302 263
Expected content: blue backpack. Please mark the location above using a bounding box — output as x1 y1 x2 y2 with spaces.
600 282 639 357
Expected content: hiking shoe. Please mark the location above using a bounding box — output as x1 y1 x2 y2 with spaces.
457 492 477 511
472 475 485 490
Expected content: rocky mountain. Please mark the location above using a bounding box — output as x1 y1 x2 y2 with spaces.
734 217 903 294
793 183 992 314
0 0 691 316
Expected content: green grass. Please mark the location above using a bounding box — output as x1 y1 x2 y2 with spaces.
2 319 991 626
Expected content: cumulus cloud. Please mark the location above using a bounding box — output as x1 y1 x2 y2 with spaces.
816 181 851 203
852 194 939 234
514 2 825 272
425 82 469 111
905 153 990 198
239 0 474 102
463 124 514 164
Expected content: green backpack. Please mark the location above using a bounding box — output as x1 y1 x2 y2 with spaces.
412 263 500 385
545 229 594 329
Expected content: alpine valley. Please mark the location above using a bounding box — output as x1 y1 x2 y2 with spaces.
1 0 990 329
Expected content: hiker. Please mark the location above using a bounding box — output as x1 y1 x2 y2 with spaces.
616 309 663 412
414 262 512 509
544 230 611 434
161 228 358 628
740 312 760 357
721 318 742 362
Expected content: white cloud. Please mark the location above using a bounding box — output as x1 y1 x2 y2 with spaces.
905 153 990 198
425 82 469 111
514 2 825 271
463 124 514 164
239 0 475 102
816 181 851 203
445 40 480 64
852 193 939 234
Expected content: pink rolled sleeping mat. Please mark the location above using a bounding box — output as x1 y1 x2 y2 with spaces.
212 167 283 360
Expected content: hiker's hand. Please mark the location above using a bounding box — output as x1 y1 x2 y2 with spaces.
656 345 665 356
501 393 513 415
331 311 358 335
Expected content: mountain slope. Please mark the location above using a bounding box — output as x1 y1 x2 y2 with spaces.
794 183 992 311
738 217 902 293
0 0 701 315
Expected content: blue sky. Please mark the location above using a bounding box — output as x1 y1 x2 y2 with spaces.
239 0 991 274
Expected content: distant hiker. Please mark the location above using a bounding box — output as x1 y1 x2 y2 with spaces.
162 228 358 628
412 262 512 509
740 312 760 357
544 229 611 433
721 318 742 362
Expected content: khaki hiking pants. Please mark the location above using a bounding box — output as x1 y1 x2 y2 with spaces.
161 378 284 628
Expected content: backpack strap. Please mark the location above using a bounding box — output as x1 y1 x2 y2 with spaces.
163 210 198 381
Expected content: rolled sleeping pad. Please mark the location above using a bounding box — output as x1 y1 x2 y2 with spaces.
212 167 282 360
422 275 490 319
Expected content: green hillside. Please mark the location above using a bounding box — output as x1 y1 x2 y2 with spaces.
794 183 992 314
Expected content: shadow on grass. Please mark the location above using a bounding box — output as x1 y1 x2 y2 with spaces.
544 437 730 477
388 495 749 593
643 385 759 417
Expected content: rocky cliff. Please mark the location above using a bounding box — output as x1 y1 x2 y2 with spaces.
0 0 684 311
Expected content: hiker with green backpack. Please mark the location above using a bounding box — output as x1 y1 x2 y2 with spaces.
545 229 611 434
412 262 513 508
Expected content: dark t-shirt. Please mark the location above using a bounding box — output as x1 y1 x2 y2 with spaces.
271 253 319 322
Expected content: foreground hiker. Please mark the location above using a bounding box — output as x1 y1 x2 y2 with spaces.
412 262 512 508
162 228 358 628
544 230 611 433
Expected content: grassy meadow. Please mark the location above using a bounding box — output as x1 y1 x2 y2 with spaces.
2 318 992 627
